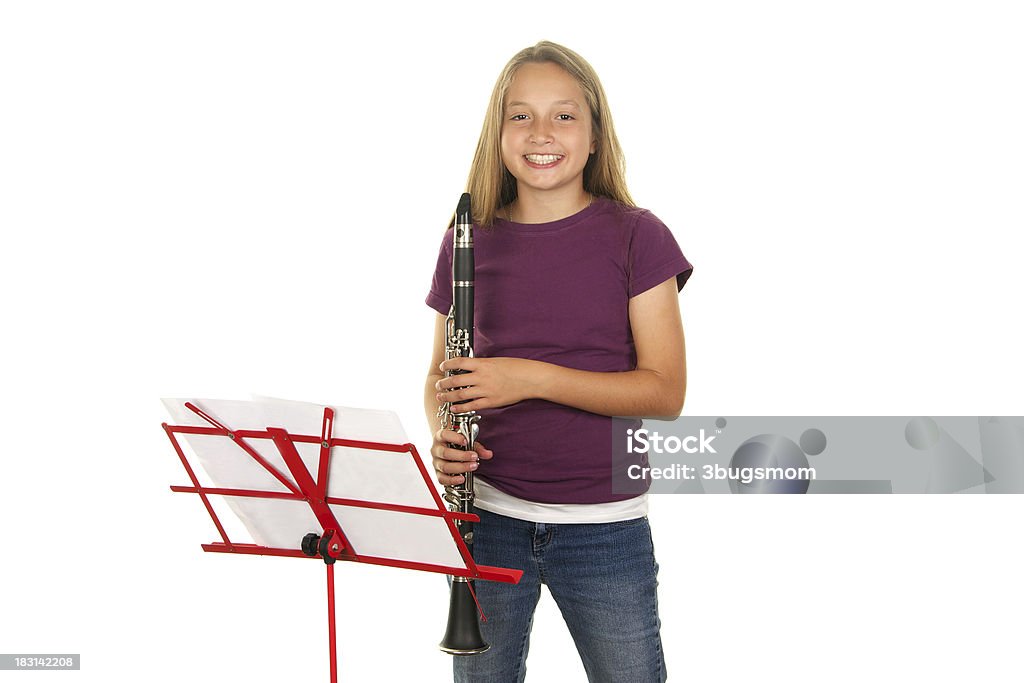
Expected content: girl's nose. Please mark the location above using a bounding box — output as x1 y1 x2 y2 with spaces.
529 121 553 144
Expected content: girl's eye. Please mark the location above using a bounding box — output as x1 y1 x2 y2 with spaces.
557 114 575 121
509 113 528 121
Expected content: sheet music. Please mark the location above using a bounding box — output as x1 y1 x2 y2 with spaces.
162 396 467 570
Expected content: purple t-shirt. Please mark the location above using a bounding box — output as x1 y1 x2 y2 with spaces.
426 196 692 504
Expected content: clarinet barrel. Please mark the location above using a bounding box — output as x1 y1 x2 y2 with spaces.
439 192 488 656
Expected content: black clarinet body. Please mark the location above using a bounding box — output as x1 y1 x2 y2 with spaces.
439 193 488 655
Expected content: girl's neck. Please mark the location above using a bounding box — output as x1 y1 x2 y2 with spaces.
507 186 592 224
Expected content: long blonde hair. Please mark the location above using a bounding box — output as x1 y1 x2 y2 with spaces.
465 41 634 228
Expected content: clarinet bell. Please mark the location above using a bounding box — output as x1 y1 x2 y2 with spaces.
439 579 489 655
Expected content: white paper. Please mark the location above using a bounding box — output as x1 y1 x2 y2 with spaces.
162 396 467 571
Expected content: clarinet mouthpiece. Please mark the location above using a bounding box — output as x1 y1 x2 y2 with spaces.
457 192 471 220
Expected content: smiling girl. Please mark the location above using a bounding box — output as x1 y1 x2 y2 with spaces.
425 41 692 682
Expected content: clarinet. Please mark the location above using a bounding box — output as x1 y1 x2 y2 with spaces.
438 192 488 655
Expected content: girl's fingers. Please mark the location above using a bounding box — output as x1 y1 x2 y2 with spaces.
449 400 486 414
440 358 476 374
436 388 481 405
433 456 479 487
435 458 479 475
436 371 475 391
434 428 466 447
442 447 479 463
434 429 489 454
432 432 490 491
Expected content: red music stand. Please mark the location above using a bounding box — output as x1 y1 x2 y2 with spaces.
162 397 522 682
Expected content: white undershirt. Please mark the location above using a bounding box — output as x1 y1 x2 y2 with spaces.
472 477 647 524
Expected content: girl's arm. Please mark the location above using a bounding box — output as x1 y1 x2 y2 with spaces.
424 312 447 428
436 275 687 417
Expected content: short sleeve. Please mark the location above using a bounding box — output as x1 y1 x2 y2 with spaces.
425 227 454 315
627 210 693 298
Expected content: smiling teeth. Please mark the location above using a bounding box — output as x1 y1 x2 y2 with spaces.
526 154 562 164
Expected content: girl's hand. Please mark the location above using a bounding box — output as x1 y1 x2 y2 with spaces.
435 357 542 412
431 428 494 487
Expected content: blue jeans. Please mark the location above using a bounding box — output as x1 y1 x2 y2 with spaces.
454 508 667 682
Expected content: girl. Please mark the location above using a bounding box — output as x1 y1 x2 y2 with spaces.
424 41 692 683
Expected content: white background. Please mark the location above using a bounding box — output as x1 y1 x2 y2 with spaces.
1 1 1022 681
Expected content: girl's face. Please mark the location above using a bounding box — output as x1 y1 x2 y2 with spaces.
500 62 596 201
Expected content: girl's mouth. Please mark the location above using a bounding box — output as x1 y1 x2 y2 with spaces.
524 154 564 168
